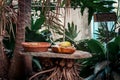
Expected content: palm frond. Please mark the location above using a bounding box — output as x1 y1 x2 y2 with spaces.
0 0 17 38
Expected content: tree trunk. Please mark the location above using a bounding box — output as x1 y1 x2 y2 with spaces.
0 36 9 79
8 0 32 80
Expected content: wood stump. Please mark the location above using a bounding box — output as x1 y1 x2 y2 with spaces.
29 58 83 80
22 50 92 80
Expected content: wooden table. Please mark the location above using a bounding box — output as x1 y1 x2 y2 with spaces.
22 50 92 80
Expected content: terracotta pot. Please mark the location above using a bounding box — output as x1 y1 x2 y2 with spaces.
60 47 76 54
51 46 61 53
21 42 51 52
52 46 75 54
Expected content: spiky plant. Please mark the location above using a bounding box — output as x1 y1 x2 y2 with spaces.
95 22 117 43
53 22 80 44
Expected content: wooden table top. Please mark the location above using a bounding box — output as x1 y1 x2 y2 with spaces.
21 49 92 59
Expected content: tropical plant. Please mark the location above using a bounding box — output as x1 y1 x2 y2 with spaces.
0 0 17 79
65 22 80 41
55 22 80 43
31 13 46 31
79 2 120 79
95 22 117 43
80 37 120 80
75 39 89 51
0 0 17 53
0 0 16 37
71 0 116 24
93 0 120 43
26 13 51 42
8 0 32 79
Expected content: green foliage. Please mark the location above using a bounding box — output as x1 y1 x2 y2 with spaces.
107 41 119 62
32 58 42 70
65 22 80 41
114 36 120 45
79 39 106 77
95 22 117 43
75 39 89 51
55 22 80 44
0 0 17 59
70 0 116 24
31 14 46 31
26 11 51 42
25 27 51 42
80 37 120 80
3 25 16 58
81 39 106 70
87 39 105 55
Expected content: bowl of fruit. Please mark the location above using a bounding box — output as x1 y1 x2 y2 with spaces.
51 41 76 54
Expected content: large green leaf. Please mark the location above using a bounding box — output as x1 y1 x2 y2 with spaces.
65 22 80 41
107 37 120 61
114 36 120 46
87 39 105 55
32 58 41 70
88 8 95 25
25 27 48 42
107 42 119 56
31 15 45 31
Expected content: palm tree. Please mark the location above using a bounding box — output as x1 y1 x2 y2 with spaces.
8 0 32 79
0 0 16 79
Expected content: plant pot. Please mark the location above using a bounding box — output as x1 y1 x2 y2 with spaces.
51 46 76 54
21 42 51 52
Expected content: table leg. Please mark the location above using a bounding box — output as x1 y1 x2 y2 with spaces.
24 55 33 76
46 59 83 80
29 58 83 80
